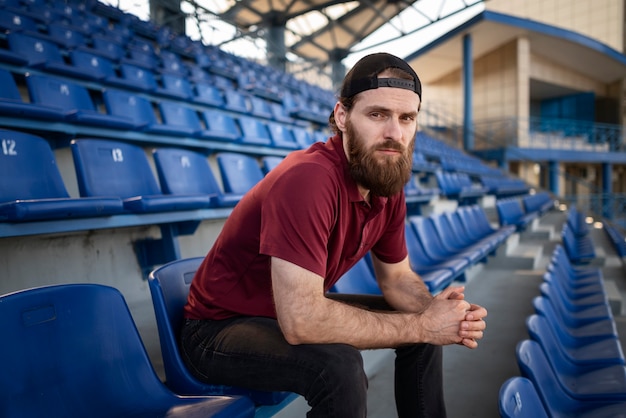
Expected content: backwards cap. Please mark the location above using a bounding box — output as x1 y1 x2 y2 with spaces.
341 52 422 100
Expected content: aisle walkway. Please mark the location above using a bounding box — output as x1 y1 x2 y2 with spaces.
366 210 626 418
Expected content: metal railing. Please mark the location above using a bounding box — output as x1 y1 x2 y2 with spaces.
419 109 626 228
470 116 625 152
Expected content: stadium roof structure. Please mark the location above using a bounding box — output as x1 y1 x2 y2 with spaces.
171 0 485 85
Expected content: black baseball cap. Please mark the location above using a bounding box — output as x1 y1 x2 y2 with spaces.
341 52 422 100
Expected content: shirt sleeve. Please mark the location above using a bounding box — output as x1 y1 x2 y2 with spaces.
259 162 338 277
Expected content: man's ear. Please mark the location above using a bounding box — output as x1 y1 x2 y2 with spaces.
333 102 347 132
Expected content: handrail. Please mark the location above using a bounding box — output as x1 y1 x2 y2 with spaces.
420 108 626 228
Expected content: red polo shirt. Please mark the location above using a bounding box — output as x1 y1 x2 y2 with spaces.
184 134 408 320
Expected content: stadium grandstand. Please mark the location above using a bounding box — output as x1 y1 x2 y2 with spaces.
0 0 625 416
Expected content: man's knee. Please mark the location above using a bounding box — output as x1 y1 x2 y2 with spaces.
305 344 368 417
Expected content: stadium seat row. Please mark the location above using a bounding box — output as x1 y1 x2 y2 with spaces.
499 242 626 417
330 205 516 295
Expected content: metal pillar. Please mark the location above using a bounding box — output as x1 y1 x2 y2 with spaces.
602 162 613 219
267 24 287 72
463 34 474 151
548 160 559 196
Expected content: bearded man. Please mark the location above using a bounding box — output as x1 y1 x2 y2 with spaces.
181 53 487 418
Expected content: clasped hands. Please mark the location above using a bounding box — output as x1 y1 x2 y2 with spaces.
442 285 487 349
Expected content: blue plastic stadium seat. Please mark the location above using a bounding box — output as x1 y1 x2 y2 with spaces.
69 49 119 81
223 88 250 113
156 101 205 137
404 223 462 290
116 63 162 92
80 34 125 61
26 74 135 129
430 212 491 260
533 296 618 348
0 130 124 222
522 192 554 215
561 223 595 264
0 283 255 418
193 83 226 107
103 89 196 136
0 9 38 32
0 69 66 120
237 116 273 146
71 138 215 213
216 152 265 200
148 258 293 405
459 205 515 246
291 127 315 149
410 215 483 267
499 377 549 418
516 339 626 417
122 45 159 70
329 256 383 295
526 314 625 383
496 198 538 231
566 207 590 236
152 148 239 208
160 73 194 99
7 32 92 80
267 122 299 149
249 96 273 119
46 22 86 49
481 175 530 198
199 109 241 142
159 49 187 76
435 171 487 204
261 156 284 174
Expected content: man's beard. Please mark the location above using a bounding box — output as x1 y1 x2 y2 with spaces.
346 119 415 198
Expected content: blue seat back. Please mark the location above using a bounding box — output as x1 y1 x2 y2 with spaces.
409 216 450 260
148 258 291 405
153 148 222 196
291 127 313 148
0 130 69 202
119 64 158 91
405 222 439 268
103 89 157 126
158 102 202 130
261 156 284 174
71 138 162 198
0 68 23 101
499 377 549 418
0 9 38 32
515 339 579 417
160 50 186 75
223 88 249 113
7 32 63 66
200 110 240 141
330 256 382 295
216 153 265 195
90 35 125 61
26 74 96 112
238 116 272 146
194 83 225 107
267 123 298 149
48 23 86 48
0 284 199 417
70 50 117 79
161 74 193 98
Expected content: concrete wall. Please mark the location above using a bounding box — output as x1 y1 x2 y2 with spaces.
487 0 625 53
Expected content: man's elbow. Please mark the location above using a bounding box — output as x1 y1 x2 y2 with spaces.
277 318 313 345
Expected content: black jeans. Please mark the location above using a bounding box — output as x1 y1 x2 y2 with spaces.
180 295 446 418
